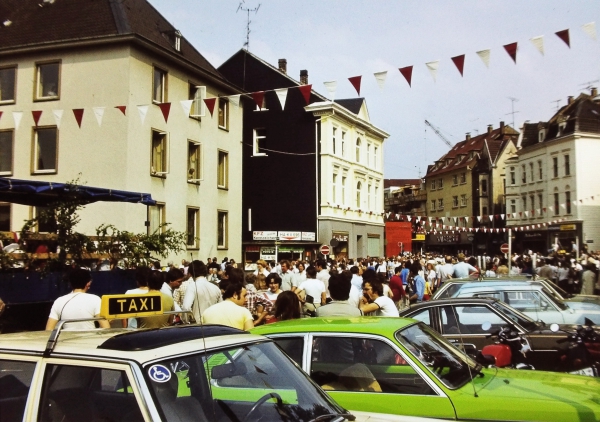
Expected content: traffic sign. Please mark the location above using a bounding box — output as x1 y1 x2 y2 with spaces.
320 245 330 255
500 243 509 254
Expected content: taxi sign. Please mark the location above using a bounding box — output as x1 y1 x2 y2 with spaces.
100 293 163 319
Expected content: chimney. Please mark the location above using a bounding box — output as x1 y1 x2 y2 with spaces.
300 69 308 85
278 59 287 74
568 96 574 105
465 132 471 141
500 121 505 134
592 87 598 97
487 124 493 134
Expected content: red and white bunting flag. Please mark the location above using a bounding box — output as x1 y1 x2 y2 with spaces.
348 76 361 95
32 110 42 126
465 216 469 223
476 49 490 68
275 88 288 110
92 107 105 126
440 217 445 222
73 108 84 128
524 211 529 217
475 228 479 232
530 35 544 55
504 42 518 64
555 29 570 48
53 110 63 128
500 214 505 220
229 94 241 108
536 209 540 215
477 216 481 222
542 208 547 213
137 105 149 124
115 105 126 116
251 92 265 110
12 111 22 130
407 216 412 222
298 85 312 105
323 81 337 99
204 98 216 116
425 61 440 82
180 100 193 116
582 22 597 41
0 111 3 122
399 66 413 87
157 103 171 123
451 54 465 76
374 71 387 89
572 200 578 206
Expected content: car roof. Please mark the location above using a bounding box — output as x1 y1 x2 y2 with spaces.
252 316 416 337
455 282 544 292
0 325 267 363
450 275 535 283
400 297 500 313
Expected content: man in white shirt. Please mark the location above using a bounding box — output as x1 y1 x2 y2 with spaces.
316 259 331 297
160 268 185 311
280 260 297 292
182 260 222 323
202 278 253 331
296 266 326 311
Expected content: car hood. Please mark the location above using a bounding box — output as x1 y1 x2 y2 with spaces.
451 367 600 420
566 295 600 304
350 410 448 422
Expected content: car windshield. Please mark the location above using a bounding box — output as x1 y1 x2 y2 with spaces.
433 283 463 299
490 301 539 331
395 322 480 390
537 287 568 310
531 280 569 300
145 341 346 422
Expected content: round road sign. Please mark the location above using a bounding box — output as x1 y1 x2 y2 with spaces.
500 243 509 254
320 245 330 255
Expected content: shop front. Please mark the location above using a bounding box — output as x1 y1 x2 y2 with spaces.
243 231 319 271
425 232 474 255
331 231 349 259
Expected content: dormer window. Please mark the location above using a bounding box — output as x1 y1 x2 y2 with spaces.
162 30 182 52
538 129 545 143
557 122 566 137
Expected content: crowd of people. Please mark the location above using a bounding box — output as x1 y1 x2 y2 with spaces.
45 248 600 331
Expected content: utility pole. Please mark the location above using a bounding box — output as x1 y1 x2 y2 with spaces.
237 1 260 51
506 97 519 128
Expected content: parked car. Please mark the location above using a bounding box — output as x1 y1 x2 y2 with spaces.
254 316 600 421
445 281 600 325
399 297 588 372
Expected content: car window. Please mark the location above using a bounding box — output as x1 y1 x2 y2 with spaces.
310 336 436 396
472 292 502 301
406 308 431 325
437 283 462 299
0 359 37 422
38 364 143 422
505 291 556 312
440 305 505 334
272 337 304 366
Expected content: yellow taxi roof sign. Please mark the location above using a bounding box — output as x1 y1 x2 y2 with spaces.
100 293 163 320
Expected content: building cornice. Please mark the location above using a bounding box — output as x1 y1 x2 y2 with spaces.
306 101 389 140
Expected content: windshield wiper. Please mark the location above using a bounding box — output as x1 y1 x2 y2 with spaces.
309 413 356 422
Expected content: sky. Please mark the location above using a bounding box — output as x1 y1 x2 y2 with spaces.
148 0 600 179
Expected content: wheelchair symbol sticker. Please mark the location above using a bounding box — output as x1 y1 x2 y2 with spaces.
148 365 172 383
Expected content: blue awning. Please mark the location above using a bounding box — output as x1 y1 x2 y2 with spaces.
0 178 156 207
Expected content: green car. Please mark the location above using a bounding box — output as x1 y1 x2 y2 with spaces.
253 317 600 421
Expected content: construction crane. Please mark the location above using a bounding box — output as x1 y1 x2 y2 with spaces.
424 120 453 148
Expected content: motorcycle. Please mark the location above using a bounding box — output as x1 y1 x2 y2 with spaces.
550 320 600 377
476 322 535 370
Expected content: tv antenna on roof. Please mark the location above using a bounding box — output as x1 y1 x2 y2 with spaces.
551 99 561 111
237 1 261 51
506 97 519 128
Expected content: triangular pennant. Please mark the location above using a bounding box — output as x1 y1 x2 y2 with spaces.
0 111 2 122
530 35 544 55
524 211 529 217
12 111 22 130
477 216 481 222
536 209 540 215
203 98 217 116
440 217 445 222
373 71 387 89
465 216 469 222
273 89 288 110
32 110 43 127
407 216 412 222
582 22 597 41
53 110 63 128
451 54 465 76
500 214 505 220
73 109 84 128
179 100 193 117
425 61 439 82
229 94 241 108
476 49 490 68
399 66 413 87
348 76 362 95
555 29 570 48
92 107 105 126
298 84 312 105
137 105 149 125
323 81 337 99
157 103 171 123
572 200 577 206
549 206 554 212
504 42 518 63
115 106 126 116
542 208 547 213
251 91 265 109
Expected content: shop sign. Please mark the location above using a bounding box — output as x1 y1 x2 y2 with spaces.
332 232 349 242
429 234 460 244
560 224 576 231
547 226 560 231
279 246 306 253
260 247 276 261
524 233 543 238
253 231 277 240
245 246 260 252
412 234 425 241
279 231 301 241
301 232 316 241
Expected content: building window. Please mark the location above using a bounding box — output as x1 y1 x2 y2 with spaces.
460 194 467 207
187 141 201 183
553 157 558 178
368 184 372 210
538 194 543 212
529 195 534 214
332 173 338 203
452 196 458 208
481 179 487 195
565 190 571 214
438 198 444 210
554 192 559 215
341 176 346 205
374 146 378 170
218 150 228 189
522 165 527 183
482 206 488 216
151 130 168 176
564 155 570 176
35 206 57 233
522 196 527 212
460 173 466 184
510 167 515 185
529 162 534 182
33 127 58 174
452 175 458 186
0 130 13 175
217 211 228 249
0 203 10 231
35 61 60 100
218 98 229 129
153 66 167 103
538 161 543 180
510 199 516 214
356 182 362 208
431 200 436 211
252 128 267 156
367 143 371 167
0 66 16 104
149 203 165 234
189 84 205 118
332 128 337 155
355 138 361 162
186 207 199 249
438 178 444 189
341 131 346 157
374 186 379 211
430 180 436 190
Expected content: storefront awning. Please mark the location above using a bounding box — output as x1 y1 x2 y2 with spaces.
0 178 156 207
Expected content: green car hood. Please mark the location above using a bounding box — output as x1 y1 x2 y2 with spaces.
452 367 600 421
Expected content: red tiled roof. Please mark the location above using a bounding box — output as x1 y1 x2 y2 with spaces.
384 179 421 188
